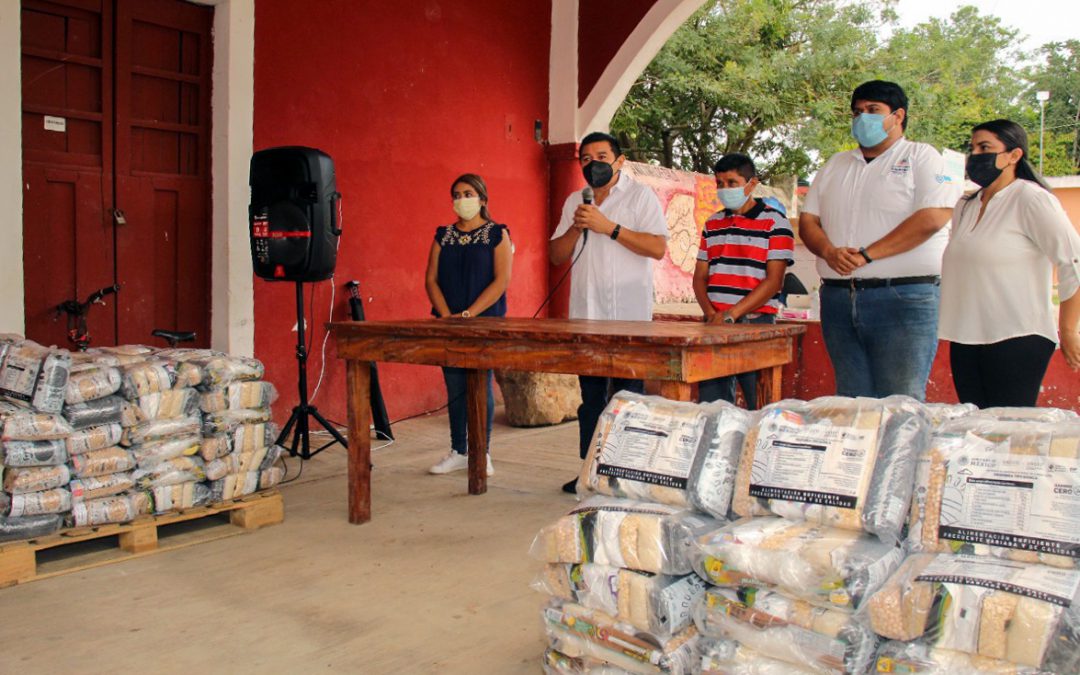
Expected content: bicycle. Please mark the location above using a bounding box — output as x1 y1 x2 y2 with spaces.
55 284 197 351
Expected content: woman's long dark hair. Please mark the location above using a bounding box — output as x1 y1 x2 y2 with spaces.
970 119 1052 193
449 173 492 221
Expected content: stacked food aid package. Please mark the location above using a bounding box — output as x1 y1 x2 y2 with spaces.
0 336 285 541
530 391 1080 674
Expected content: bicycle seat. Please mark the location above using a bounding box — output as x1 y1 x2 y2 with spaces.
152 329 197 347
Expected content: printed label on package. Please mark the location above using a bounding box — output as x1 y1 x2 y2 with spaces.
595 402 706 490
917 553 1080 607
747 410 878 508
939 433 1080 558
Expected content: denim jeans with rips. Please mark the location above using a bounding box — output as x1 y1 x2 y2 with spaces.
443 367 494 455
698 313 776 409
819 281 940 400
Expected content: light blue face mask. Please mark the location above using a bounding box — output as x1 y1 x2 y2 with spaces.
717 186 750 211
851 112 894 148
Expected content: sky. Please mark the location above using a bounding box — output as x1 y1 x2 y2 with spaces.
891 0 1079 51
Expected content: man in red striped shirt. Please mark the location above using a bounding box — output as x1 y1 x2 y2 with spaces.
694 153 795 407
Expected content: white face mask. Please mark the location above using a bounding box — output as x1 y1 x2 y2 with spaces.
453 197 482 221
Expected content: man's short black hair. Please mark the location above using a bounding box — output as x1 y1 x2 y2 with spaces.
579 131 622 158
851 80 909 130
712 153 756 181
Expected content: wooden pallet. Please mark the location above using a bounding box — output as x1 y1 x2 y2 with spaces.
0 490 284 588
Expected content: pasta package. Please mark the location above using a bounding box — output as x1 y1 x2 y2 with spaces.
70 492 151 527
258 465 284 490
199 381 279 413
8 488 72 516
118 361 175 399
132 456 205 487
873 640 1053 674
3 464 71 494
69 473 136 502
691 517 904 613
202 408 272 435
530 496 721 575
62 394 126 429
233 423 277 452
130 434 201 467
150 481 211 513
542 648 629 675
1 403 73 440
205 445 270 481
698 638 818 675
543 602 700 675
66 423 123 456
533 563 707 637
688 404 753 520
121 415 201 446
693 587 877 675
732 396 930 542
64 365 121 405
136 387 199 420
909 418 1080 568
867 553 1080 671
0 514 63 542
198 433 232 461
3 438 68 466
71 447 136 478
578 393 748 510
208 470 260 501
0 341 70 413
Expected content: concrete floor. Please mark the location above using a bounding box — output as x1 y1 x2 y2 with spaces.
1 408 581 674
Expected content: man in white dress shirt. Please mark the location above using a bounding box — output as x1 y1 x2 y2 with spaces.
549 131 668 493
799 81 962 400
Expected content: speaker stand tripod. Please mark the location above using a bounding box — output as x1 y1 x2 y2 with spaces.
277 281 347 459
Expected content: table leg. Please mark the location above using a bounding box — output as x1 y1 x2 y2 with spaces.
346 360 373 524
757 364 783 407
466 368 489 495
655 381 693 401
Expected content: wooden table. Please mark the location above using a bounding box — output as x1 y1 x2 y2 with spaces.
331 318 805 524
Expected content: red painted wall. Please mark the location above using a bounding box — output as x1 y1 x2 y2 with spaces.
578 0 658 106
253 0 552 425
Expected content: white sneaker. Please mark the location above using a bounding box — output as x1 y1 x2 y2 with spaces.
429 452 468 474
486 454 495 476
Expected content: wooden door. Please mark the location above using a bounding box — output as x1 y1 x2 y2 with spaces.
20 0 212 350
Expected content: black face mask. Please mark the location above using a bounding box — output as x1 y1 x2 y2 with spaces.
582 160 615 188
966 152 1004 188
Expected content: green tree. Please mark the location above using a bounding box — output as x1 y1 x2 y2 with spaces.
1026 40 1080 173
611 0 892 178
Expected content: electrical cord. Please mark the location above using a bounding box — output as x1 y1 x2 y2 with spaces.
532 232 587 319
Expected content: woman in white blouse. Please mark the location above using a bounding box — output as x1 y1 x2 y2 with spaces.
940 119 1080 408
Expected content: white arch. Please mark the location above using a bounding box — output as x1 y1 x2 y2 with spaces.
578 0 708 138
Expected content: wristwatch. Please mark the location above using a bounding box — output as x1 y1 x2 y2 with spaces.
610 224 622 240
460 310 471 318
858 247 873 264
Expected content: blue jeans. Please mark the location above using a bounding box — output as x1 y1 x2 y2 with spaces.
443 367 494 454
578 376 645 459
819 282 940 400
698 313 776 409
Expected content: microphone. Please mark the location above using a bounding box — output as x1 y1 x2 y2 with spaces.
581 186 594 242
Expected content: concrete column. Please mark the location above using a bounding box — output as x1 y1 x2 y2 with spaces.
546 141 584 318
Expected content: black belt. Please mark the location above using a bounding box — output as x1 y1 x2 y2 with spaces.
822 275 939 290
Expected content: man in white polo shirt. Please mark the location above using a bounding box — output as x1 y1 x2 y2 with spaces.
549 131 668 493
799 80 962 399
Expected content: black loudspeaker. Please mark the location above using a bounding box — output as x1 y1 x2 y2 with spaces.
249 146 341 281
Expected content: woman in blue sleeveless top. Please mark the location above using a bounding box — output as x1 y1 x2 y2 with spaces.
424 174 512 475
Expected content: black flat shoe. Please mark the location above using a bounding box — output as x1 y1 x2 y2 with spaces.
561 478 577 494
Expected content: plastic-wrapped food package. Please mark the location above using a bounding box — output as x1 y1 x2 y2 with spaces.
118 398 145 427
542 648 630 675
687 404 752 519
233 423 277 452
64 365 122 405
543 602 699 675
873 640 1053 674
691 517 904 612
198 433 232 461
698 638 819 675
8 488 72 516
0 514 63 542
201 354 264 386
70 350 121 368
122 415 201 446
208 470 261 501
530 496 720 575
578 393 746 510
260 444 284 471
972 407 1079 423
130 434 201 467
132 455 205 487
150 481 211 513
69 473 135 502
909 418 1080 568
3 438 68 466
98 344 157 359
63 394 126 429
0 341 71 413
3 464 70 494
202 408 272 435
70 447 136 478
70 491 151 527
923 402 978 427
258 465 284 490
1 404 73 440
534 563 707 637
867 553 1080 671
694 587 877 675
199 381 279 413
205 446 270 481
118 361 175 399
66 423 123 456
137 387 199 420
731 396 930 542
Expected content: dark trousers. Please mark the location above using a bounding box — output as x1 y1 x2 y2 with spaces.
949 335 1055 408
698 313 776 409
577 376 645 459
443 367 494 454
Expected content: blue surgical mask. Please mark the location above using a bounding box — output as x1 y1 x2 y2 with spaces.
717 186 750 211
851 112 894 148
